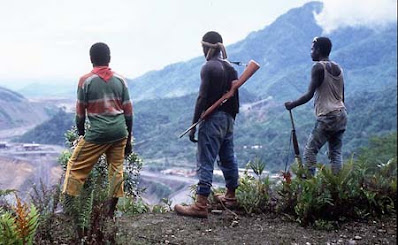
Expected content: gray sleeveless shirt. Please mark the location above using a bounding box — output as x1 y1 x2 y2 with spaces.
314 61 346 116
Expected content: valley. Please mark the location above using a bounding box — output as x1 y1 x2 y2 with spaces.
0 1 396 243
0 1 396 208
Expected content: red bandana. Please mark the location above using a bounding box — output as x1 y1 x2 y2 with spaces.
92 66 114 82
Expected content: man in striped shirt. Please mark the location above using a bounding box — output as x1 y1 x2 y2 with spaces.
62 42 133 217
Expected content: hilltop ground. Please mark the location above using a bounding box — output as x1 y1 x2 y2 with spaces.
115 212 397 245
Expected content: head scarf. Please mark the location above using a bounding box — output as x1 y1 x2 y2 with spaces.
201 41 227 61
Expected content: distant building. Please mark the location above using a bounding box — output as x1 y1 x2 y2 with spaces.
0 142 7 149
22 143 41 151
161 168 196 177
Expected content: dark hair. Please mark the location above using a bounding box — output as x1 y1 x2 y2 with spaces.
313 37 332 56
90 42 110 66
202 31 223 44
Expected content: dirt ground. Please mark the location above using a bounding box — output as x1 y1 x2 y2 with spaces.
117 212 397 245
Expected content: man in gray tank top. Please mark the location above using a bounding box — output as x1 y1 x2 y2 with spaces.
285 37 347 176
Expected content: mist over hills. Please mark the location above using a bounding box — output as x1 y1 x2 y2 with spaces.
18 82 76 99
17 1 397 172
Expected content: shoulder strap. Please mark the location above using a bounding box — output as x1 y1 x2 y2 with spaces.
220 60 233 93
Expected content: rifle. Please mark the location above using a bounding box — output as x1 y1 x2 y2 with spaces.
289 110 302 166
179 60 260 138
230 61 247 66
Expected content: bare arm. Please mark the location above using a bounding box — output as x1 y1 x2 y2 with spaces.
189 65 211 142
192 65 211 124
285 63 324 110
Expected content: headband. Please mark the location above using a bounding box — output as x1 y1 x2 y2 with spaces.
201 41 227 60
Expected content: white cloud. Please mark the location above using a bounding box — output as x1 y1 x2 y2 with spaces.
316 0 397 33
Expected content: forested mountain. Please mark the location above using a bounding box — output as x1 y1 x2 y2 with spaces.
128 1 397 170
131 85 396 171
19 2 397 172
16 109 73 145
128 2 397 102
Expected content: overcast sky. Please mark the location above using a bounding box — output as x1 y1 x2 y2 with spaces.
0 0 396 88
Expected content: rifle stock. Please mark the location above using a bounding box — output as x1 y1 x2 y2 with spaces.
179 60 260 138
292 129 300 156
289 110 302 166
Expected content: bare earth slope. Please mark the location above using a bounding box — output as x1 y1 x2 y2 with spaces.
0 86 53 133
117 212 397 245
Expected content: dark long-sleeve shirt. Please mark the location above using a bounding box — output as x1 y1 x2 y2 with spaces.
192 56 239 124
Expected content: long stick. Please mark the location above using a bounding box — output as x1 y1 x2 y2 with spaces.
179 60 260 138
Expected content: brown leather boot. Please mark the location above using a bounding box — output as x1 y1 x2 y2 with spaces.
174 195 208 218
214 188 238 209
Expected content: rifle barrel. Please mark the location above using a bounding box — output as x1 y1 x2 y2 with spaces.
178 120 201 138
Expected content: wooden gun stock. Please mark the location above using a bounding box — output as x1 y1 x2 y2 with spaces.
179 60 260 138
289 110 302 166
292 130 300 156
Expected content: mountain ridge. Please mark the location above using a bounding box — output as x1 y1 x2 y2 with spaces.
127 1 396 103
0 86 54 131
16 2 397 171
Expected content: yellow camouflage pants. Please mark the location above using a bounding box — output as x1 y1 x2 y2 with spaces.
62 137 127 197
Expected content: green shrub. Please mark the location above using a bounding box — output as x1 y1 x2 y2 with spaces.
235 133 397 226
118 197 149 215
236 159 272 214
276 157 396 225
0 195 39 245
152 198 173 214
29 180 62 243
60 127 146 242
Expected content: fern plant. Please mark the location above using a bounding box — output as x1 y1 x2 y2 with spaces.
0 189 16 197
0 195 39 245
0 209 20 245
14 196 39 245
236 159 272 214
60 126 145 242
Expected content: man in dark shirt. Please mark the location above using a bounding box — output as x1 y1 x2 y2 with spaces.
285 37 347 176
175 31 239 218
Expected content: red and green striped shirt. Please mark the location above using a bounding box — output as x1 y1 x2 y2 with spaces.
76 66 133 144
